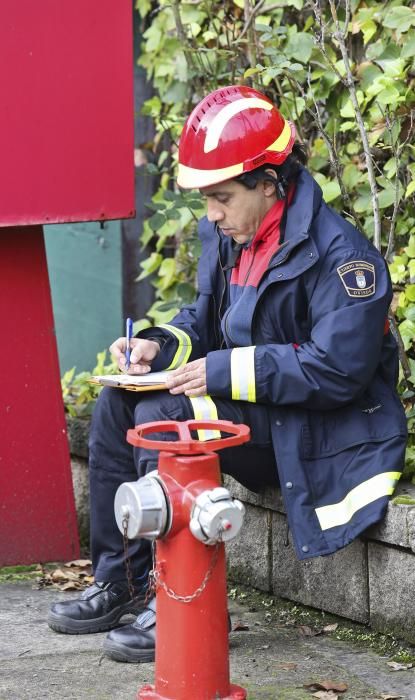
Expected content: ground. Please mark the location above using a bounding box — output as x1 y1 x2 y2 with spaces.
1 575 415 700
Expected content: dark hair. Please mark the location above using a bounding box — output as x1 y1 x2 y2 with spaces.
234 143 307 197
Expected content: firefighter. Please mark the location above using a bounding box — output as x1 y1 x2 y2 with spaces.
48 85 407 662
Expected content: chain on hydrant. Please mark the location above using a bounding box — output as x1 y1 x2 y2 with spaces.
114 419 250 700
122 513 136 602
149 534 223 604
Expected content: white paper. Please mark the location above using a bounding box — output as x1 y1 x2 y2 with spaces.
92 371 169 386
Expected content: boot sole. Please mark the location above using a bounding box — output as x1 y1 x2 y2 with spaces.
102 638 155 663
47 598 145 635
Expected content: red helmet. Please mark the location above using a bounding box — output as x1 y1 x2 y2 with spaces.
177 85 296 189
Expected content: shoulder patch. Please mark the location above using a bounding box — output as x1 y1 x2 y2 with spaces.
337 260 375 297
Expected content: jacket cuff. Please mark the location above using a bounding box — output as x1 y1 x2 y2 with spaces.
207 346 257 402
137 328 178 371
206 349 233 398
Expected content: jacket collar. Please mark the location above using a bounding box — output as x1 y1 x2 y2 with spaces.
269 168 323 266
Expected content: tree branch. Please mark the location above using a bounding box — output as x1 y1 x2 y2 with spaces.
244 0 259 83
171 0 197 76
237 0 284 42
326 0 382 249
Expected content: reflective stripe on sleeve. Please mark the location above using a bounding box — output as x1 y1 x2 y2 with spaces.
188 395 221 441
315 471 401 531
231 346 256 402
157 324 192 369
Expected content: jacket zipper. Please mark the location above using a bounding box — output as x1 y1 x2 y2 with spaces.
218 256 229 350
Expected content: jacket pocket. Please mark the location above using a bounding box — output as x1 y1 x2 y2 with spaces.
301 389 406 460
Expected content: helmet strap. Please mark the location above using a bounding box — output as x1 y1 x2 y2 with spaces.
275 179 287 200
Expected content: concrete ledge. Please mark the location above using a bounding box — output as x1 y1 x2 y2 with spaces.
271 513 369 623
224 475 415 643
67 417 90 544
368 541 415 644
226 504 272 592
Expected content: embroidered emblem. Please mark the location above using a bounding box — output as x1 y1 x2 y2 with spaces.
337 260 375 297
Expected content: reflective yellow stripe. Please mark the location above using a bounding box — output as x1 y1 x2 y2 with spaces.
157 324 192 369
266 120 292 154
315 471 401 531
177 161 244 189
189 395 221 441
231 347 256 402
204 97 273 153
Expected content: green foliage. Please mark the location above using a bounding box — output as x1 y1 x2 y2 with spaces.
136 0 415 472
61 351 117 417
137 0 415 306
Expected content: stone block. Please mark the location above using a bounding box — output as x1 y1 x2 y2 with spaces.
226 503 272 592
271 512 369 623
223 474 284 513
66 415 90 459
70 457 90 546
369 541 415 644
366 482 415 550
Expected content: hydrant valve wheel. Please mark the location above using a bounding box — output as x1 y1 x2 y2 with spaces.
190 487 245 544
127 419 250 453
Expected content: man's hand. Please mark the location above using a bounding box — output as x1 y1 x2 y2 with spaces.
109 337 160 374
165 358 207 397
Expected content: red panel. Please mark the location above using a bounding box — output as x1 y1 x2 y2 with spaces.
0 228 79 565
0 1 134 226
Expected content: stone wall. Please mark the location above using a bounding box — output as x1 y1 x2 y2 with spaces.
67 416 415 644
66 416 90 547
224 474 415 645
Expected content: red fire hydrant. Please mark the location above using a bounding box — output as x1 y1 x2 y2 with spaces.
114 419 251 700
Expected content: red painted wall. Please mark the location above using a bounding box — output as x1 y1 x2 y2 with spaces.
0 2 135 564
0 229 80 564
0 1 135 226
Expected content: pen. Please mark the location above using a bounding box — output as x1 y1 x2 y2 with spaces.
125 317 133 371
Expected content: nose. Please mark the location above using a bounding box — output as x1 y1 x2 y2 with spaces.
206 200 224 223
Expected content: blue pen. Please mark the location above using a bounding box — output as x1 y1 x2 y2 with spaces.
125 317 133 371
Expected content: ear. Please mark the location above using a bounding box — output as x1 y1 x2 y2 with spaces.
263 168 278 198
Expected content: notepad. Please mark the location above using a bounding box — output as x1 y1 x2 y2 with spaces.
89 371 169 392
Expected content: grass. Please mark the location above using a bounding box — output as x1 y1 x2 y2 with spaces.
0 564 41 583
228 583 415 665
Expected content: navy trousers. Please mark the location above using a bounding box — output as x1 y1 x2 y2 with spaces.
89 387 278 584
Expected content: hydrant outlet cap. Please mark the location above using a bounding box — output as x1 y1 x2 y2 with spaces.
114 475 169 540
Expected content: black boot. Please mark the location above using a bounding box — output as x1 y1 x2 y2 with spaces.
48 581 147 635
103 596 156 663
102 599 233 663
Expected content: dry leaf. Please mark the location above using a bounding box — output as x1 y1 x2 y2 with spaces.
299 625 322 637
305 680 348 693
232 621 249 631
60 581 83 591
37 560 93 592
374 694 403 699
322 623 339 633
386 661 413 672
312 693 339 700
64 559 92 568
51 569 69 582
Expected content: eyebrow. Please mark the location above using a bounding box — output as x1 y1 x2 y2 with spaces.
200 189 232 198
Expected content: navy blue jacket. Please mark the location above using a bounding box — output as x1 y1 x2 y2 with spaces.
141 169 407 559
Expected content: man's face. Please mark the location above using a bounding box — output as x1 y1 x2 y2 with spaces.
200 178 277 245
